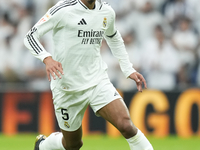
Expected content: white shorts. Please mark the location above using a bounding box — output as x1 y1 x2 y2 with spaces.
52 78 122 131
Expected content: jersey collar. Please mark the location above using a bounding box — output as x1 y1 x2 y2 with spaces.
78 0 88 10
78 0 102 10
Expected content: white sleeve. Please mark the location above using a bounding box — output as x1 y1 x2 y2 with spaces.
104 9 136 78
24 4 64 62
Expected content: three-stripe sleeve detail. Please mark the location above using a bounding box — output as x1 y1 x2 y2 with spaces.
26 27 43 54
50 0 77 15
26 0 78 55
26 36 39 54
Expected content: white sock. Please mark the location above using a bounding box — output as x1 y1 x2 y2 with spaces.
126 129 153 150
39 132 65 150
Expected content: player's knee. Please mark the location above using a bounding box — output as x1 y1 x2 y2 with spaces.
64 140 83 150
117 118 137 138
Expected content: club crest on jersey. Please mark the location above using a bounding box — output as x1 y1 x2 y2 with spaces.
103 18 107 28
64 121 70 128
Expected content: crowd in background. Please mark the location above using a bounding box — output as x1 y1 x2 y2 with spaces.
0 0 200 92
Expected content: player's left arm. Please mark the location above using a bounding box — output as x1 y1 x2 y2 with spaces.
104 7 147 92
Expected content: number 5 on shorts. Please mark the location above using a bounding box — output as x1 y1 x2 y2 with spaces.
61 108 69 120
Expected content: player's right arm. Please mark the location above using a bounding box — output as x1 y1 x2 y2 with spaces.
24 2 65 81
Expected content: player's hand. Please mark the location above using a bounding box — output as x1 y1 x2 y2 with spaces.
43 56 64 81
129 72 147 92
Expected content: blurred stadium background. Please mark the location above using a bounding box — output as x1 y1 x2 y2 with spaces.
0 0 200 149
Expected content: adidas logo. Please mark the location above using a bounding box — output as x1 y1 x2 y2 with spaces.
78 18 87 25
114 91 119 96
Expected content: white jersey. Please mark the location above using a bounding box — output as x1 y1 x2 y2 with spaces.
24 0 136 92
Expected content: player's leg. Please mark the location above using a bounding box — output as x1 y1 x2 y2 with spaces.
37 127 82 150
97 98 137 138
89 78 153 149
61 127 83 150
37 132 65 150
37 88 88 150
97 98 153 150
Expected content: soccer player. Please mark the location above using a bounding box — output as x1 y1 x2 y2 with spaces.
24 0 153 150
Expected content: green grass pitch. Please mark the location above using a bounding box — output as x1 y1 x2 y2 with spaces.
0 134 200 150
